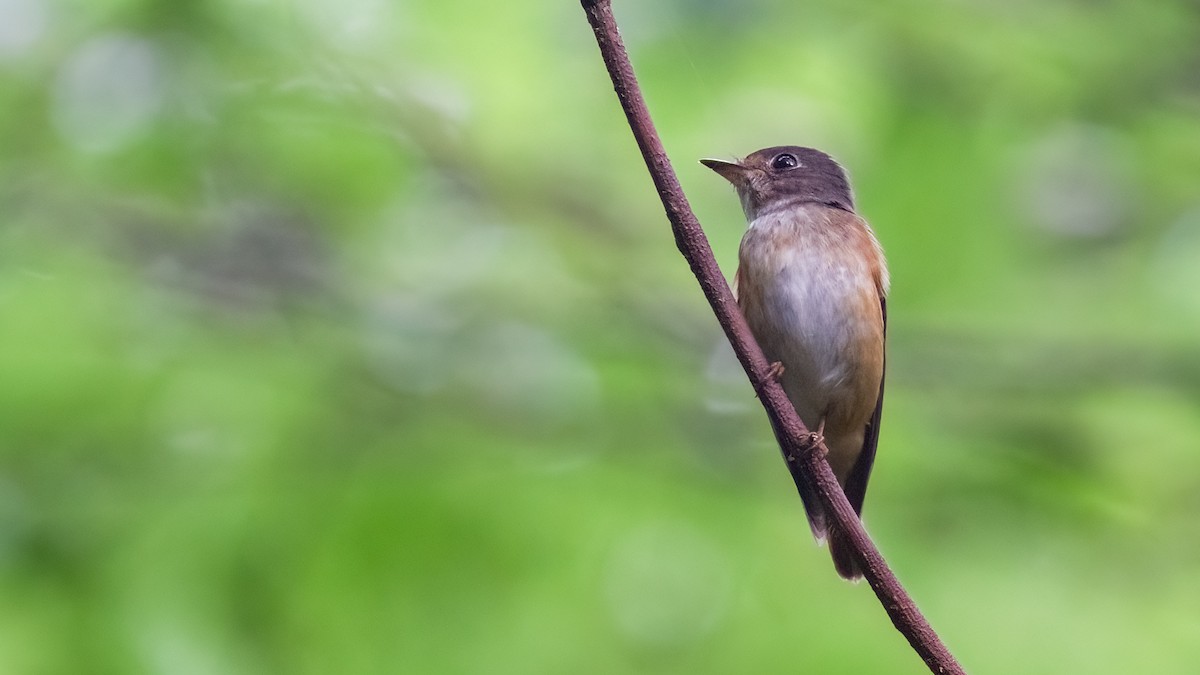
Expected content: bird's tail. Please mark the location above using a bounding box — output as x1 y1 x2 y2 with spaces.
828 526 862 581
796 484 863 581
775 427 865 581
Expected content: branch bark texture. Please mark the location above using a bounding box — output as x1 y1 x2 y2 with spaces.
580 1 965 673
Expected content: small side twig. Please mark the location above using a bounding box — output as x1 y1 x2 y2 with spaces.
580 1 965 673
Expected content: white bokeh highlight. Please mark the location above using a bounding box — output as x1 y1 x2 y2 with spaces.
1014 125 1133 239
0 0 47 59
52 34 165 153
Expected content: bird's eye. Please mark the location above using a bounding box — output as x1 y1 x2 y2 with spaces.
771 153 799 170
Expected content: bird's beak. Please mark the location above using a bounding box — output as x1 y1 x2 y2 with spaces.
700 158 750 187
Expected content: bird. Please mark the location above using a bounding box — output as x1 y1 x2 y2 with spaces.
701 146 888 580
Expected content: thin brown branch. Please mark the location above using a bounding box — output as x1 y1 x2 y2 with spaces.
580 1 965 673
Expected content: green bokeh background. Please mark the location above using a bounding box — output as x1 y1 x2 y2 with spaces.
3 0 1200 672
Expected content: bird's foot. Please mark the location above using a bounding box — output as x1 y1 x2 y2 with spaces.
766 361 786 382
807 419 827 455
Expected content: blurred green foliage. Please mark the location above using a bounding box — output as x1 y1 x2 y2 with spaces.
1 0 1200 673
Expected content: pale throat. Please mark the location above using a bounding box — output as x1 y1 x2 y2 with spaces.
739 189 851 224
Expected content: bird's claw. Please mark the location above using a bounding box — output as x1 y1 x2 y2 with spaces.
807 419 827 454
806 431 826 454
767 361 786 382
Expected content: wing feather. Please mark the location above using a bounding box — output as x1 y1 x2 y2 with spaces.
842 295 886 515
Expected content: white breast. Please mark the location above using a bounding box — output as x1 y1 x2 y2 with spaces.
737 205 882 425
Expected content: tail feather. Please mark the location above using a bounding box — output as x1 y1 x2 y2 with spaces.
799 489 861 580
828 527 862 581
797 484 827 543
772 423 866 581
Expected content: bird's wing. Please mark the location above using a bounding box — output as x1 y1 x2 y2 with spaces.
842 295 886 516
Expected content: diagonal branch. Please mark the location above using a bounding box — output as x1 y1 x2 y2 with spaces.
580 1 965 673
